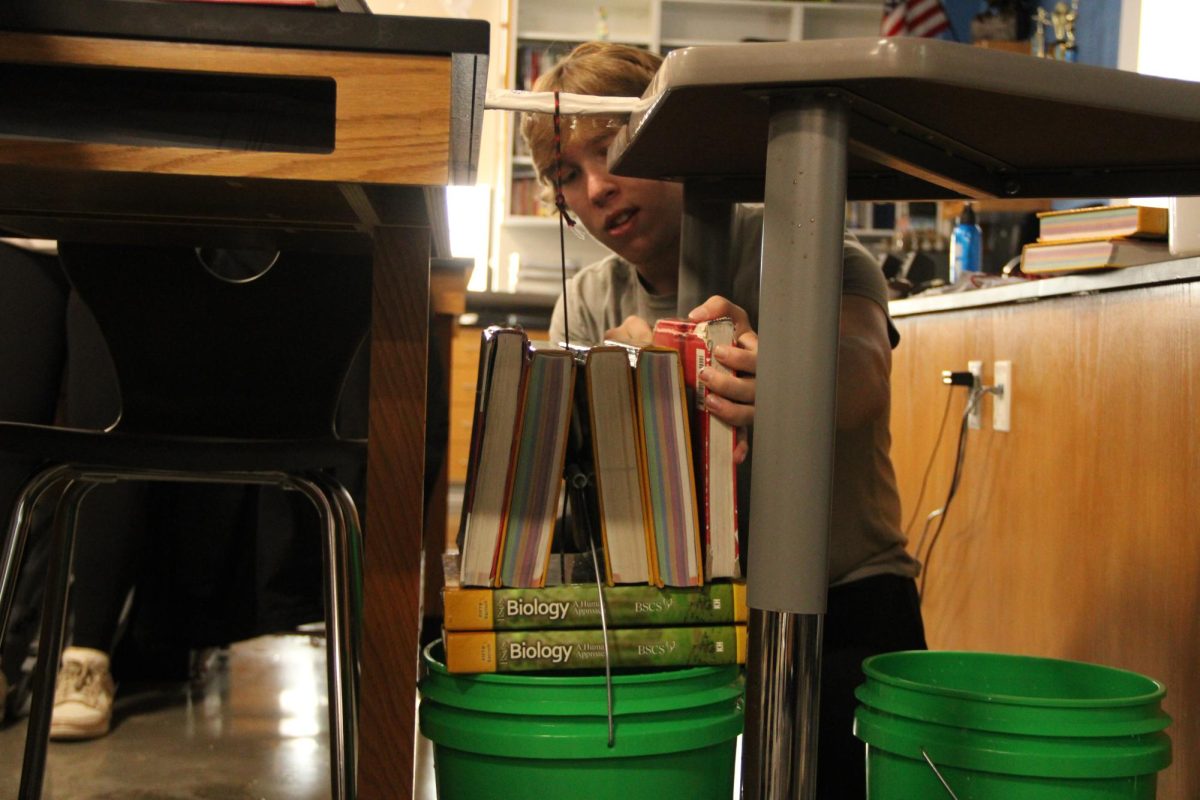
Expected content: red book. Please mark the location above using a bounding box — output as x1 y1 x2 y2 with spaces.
651 318 740 579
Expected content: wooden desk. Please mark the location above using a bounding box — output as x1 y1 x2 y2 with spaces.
608 37 1200 797
0 4 488 797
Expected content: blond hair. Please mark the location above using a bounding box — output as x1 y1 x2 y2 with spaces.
520 42 662 185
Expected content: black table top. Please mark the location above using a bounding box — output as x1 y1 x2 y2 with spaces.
610 38 1200 202
0 0 488 56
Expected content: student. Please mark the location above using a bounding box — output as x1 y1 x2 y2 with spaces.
522 42 926 798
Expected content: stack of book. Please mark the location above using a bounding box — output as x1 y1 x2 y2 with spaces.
441 582 747 673
1020 204 1171 275
447 320 744 674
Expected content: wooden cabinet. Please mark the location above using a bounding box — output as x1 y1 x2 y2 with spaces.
888 279 1200 800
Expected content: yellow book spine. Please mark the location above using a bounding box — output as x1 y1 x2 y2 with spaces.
443 631 498 673
442 588 495 631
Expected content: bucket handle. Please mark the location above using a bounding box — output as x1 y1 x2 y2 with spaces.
587 538 616 748
566 467 618 748
920 748 961 800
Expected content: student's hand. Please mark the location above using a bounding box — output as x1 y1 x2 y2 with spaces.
604 315 653 347
688 296 757 464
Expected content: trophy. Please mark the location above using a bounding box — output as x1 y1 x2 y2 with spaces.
1034 0 1079 61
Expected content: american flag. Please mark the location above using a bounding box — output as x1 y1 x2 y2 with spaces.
881 0 952 38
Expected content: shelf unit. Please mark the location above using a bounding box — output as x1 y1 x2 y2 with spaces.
491 0 886 291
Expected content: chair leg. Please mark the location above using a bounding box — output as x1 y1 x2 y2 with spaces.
324 480 362 772
0 466 74 646
323 479 364 674
292 476 359 800
19 478 96 800
321 479 362 800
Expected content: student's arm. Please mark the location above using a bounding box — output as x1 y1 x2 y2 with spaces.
835 294 892 431
689 292 892 435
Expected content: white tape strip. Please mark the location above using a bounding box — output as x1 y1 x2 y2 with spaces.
484 89 646 116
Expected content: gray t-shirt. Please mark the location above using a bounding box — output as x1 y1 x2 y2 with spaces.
549 205 918 586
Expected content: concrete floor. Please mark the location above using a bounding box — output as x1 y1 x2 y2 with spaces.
0 635 439 799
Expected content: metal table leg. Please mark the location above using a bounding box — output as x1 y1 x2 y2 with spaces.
742 91 848 800
677 190 735 314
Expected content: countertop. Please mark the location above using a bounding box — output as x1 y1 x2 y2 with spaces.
890 256 1200 317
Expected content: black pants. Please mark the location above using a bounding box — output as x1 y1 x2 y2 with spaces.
817 573 927 799
0 245 147 676
0 243 68 701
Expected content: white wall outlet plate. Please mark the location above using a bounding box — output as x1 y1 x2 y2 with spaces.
1170 196 1200 257
993 360 1012 432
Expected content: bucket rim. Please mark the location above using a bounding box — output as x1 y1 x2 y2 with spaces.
862 651 1166 709
854 704 1173 778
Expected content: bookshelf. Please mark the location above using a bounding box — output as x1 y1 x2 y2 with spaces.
492 0 887 292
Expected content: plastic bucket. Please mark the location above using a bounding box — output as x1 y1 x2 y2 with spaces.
854 651 1172 799
419 640 744 800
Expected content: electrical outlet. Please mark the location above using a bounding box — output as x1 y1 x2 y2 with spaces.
967 360 983 429
993 360 1012 432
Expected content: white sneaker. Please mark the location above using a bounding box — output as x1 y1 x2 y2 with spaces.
50 647 115 740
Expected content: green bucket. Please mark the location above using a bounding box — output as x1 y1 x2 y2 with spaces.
419 640 744 800
854 651 1172 799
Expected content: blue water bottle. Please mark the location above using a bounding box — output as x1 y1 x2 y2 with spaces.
949 203 982 283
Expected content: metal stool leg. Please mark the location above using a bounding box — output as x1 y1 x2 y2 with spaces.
19 479 96 800
322 479 364 679
0 466 74 644
324 479 360 800
8 465 363 798
323 480 362 800
293 476 358 800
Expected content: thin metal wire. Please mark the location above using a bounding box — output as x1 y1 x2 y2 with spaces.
587 538 616 747
920 748 961 799
549 90 613 744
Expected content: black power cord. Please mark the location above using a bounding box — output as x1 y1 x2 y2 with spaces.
903 390 954 539
915 372 1003 602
